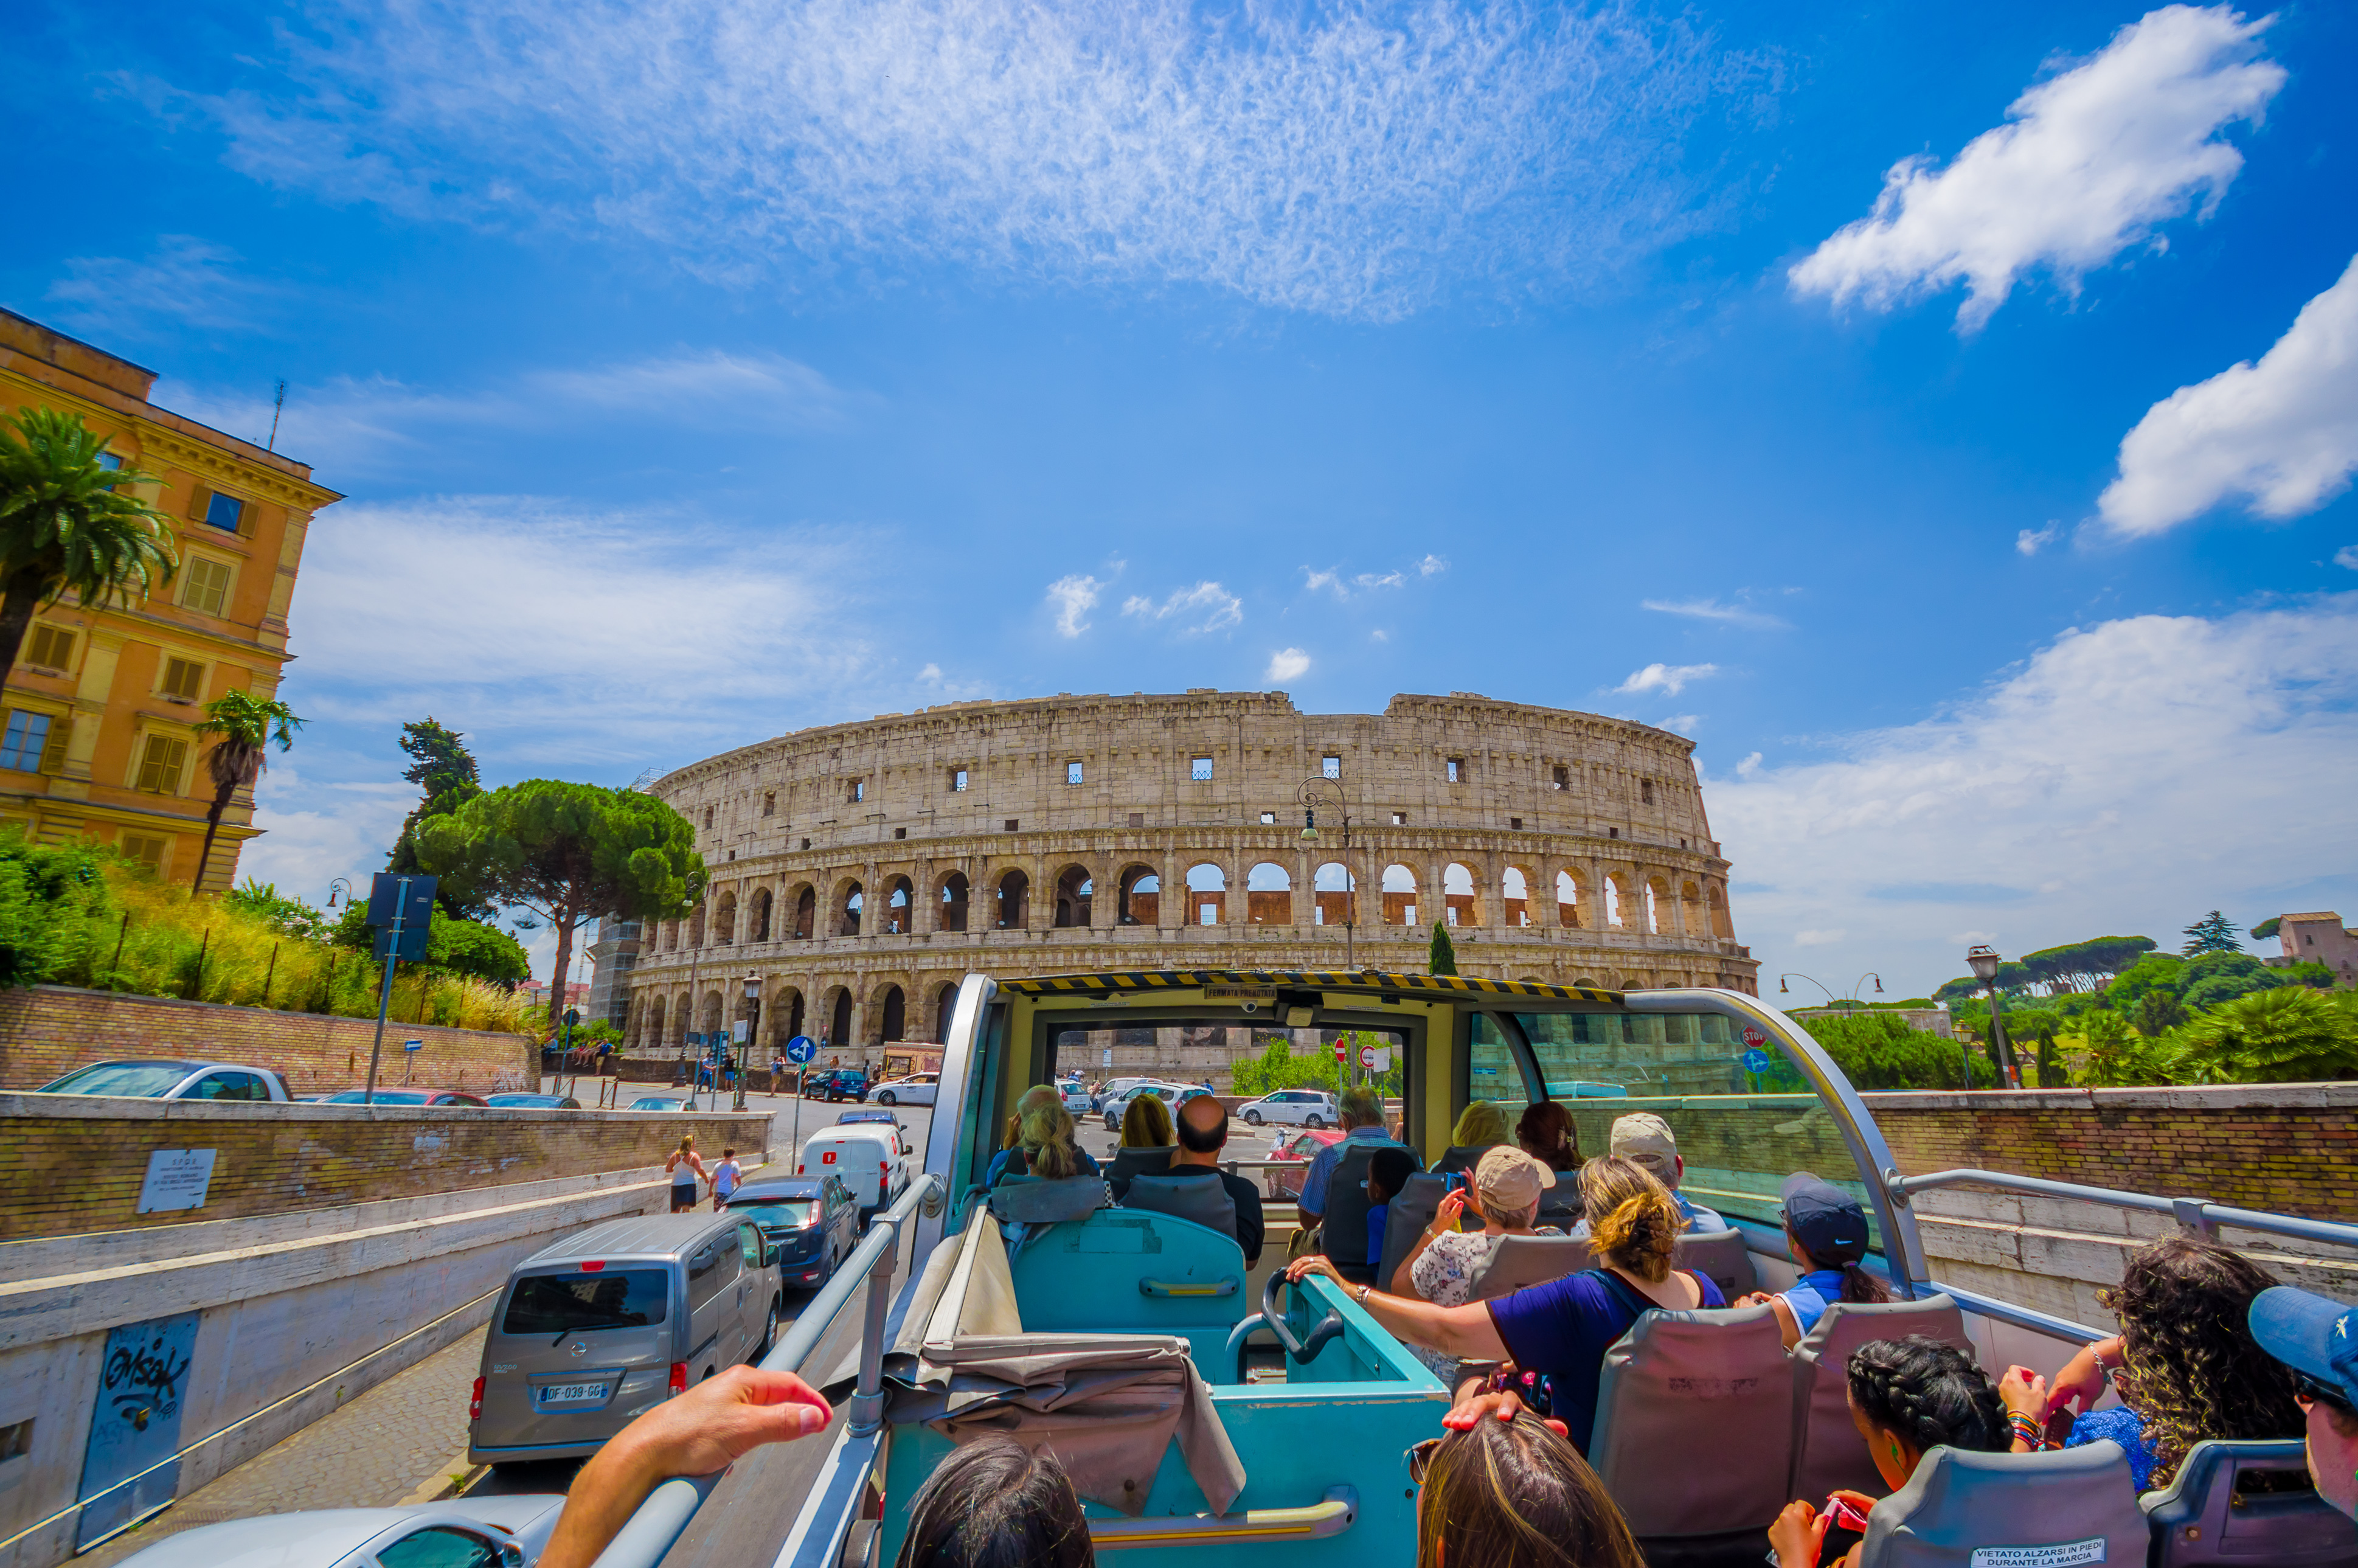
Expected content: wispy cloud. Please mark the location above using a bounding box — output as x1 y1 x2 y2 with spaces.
1640 595 1788 630
1303 566 1410 599
45 235 272 335
2099 253 2358 536
1790 5 2282 332
187 0 1763 321
1123 581 1244 633
1264 647 1312 684
2016 523 2062 556
1044 574 1102 637
1417 554 1448 577
2339 546 2358 571
1618 662 1716 696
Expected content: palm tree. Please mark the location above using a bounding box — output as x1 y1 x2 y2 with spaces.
191 691 303 893
0 409 178 682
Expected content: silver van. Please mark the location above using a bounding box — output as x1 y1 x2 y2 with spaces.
468 1212 780 1467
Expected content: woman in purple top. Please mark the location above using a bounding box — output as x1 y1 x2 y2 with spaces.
1288 1155 1724 1453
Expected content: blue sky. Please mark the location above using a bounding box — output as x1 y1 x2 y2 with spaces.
9 0 2356 997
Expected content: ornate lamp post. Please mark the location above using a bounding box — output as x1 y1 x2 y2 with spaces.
736 972 761 1112
1777 973 1884 1009
1965 945 2016 1089
1297 777 1357 972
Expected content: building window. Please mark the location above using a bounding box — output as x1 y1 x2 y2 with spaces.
182 557 232 617
203 492 245 532
1511 817 1524 830
800 838 811 850
1640 779 1655 805
1259 811 1275 824
135 735 188 794
893 826 907 840
1391 811 1407 825
1190 756 1213 781
96 450 123 472
121 835 169 872
0 711 52 772
1004 818 1020 832
1128 813 1145 828
1322 754 1340 779
1066 761 1083 785
702 805 715 829
26 625 73 670
160 657 204 702
761 791 776 817
848 779 865 803
1552 765 1569 790
1609 827 1620 839
1447 757 1465 783
951 768 968 792
0 1417 31 1462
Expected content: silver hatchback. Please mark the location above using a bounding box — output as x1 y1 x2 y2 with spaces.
468 1212 780 1467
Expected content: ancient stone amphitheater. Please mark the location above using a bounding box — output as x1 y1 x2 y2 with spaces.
625 690 1755 1068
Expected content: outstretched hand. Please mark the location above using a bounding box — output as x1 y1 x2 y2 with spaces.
1285 1254 1343 1286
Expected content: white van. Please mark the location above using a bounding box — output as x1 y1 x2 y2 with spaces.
797 1123 910 1221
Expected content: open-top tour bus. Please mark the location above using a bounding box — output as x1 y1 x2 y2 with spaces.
592 970 2358 1568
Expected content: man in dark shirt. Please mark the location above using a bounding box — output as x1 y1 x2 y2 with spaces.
1167 1093 1267 1264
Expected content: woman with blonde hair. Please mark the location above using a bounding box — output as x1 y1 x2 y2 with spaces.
1120 1092 1174 1150
1434 1099 1513 1174
665 1136 706 1214
1411 1410 1644 1568
984 1085 1101 1186
1286 1155 1721 1454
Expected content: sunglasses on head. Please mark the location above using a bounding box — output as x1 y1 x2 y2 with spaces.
1406 1437 1443 1487
2294 1370 2356 1415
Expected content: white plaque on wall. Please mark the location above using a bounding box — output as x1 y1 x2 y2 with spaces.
136 1149 218 1213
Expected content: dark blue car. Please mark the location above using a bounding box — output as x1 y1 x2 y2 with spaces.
726 1174 861 1289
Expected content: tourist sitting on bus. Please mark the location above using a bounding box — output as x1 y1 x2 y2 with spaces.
1364 1147 1420 1269
897 1434 1097 1568
1516 1100 1581 1173
1433 1099 1513 1174
2028 1236 2305 1491
1288 1156 1720 1452
1604 1112 1726 1233
1391 1147 1566 1384
985 1085 1101 1187
1122 1092 1175 1150
1298 1086 1407 1232
1735 1173 1889 1347
1134 1093 1267 1263
1410 1406 1645 1568
2248 1285 2358 1521
1770 1336 2011 1568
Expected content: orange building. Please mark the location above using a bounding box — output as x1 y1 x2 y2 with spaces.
0 310 341 890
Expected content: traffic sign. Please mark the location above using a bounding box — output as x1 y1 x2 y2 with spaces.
1331 1039 1348 1063
1741 1025 1767 1049
785 1035 818 1064
564 1008 580 1027
1359 1044 1377 1069
1739 1047 1770 1074
402 1039 423 1053
366 873 436 962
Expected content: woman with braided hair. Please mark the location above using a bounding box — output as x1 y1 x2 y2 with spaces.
1768 1336 2010 1568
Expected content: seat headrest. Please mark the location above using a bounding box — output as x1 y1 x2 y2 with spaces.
1861 1440 2149 1568
987 1175 1108 1225
1121 1173 1241 1241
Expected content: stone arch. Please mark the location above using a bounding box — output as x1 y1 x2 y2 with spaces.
1644 875 1670 935
699 989 724 1034
1184 862 1227 925
1679 879 1704 935
769 984 803 1047
834 879 864 937
1707 882 1732 938
996 868 1030 929
875 982 907 1042
1443 862 1479 927
1245 861 1292 924
642 993 665 1050
715 889 738 944
1053 864 1094 928
1312 861 1354 926
1381 864 1419 927
751 887 773 942
689 903 708 946
938 871 971 932
1115 864 1159 926
883 875 915 935
783 987 807 1044
791 884 816 940
934 981 960 1041
1556 870 1584 929
824 986 853 1050
662 919 679 953
1501 866 1533 928
1605 873 1629 929
1573 976 1600 989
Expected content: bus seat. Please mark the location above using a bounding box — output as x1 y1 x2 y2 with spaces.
1376 1173 1453 1289
1430 1144 1497 1176
2141 1439 2358 1567
1122 1173 1240 1241
1104 1144 1174 1202
1317 1142 1412 1282
1857 1441 2147 1568
987 1175 1108 1226
1671 1227 1758 1301
1007 1207 1250 1372
1469 1236 1593 1300
1590 1302 1792 1538
1790 1294 1969 1501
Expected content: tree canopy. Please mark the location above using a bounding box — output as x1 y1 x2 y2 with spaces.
1428 920 1458 975
2181 910 2242 957
192 691 302 893
1803 1011 1994 1090
386 718 493 919
2017 936 2155 993
0 408 178 684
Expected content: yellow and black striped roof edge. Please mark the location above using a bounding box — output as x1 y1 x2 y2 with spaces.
997 970 1624 1004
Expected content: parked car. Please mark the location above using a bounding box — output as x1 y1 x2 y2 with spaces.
1059 1081 1093 1117
1261 1126 1348 1200
1092 1074 1154 1112
113 1494 565 1567
796 1122 910 1222
624 1094 692 1113
1238 1088 1338 1128
485 1092 582 1109
870 1070 937 1107
317 1088 491 1107
726 1174 860 1289
470 1211 781 1469
837 1108 904 1129
805 1068 869 1103
33 1059 292 1102
1100 1081 1195 1132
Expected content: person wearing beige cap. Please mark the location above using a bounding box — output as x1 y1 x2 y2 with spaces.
1386 1146 1566 1383
1587 1112 1729 1235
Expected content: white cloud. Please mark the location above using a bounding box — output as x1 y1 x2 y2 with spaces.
189 0 1755 321
1264 647 1313 684
1122 581 1244 634
1789 5 2282 332
1656 713 1699 734
1303 565 1413 600
241 764 415 905
44 236 269 334
1714 596 2358 994
2339 546 2358 570
1044 574 1102 637
2017 523 2061 556
1640 595 1788 630
1617 661 1717 696
1371 629 1390 642
2098 254 2358 535
1736 751 1764 779
1418 554 1449 577
1793 929 1846 948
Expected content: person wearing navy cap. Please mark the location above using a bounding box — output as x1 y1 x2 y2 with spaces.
2249 1286 2358 1519
1739 1172 1889 1348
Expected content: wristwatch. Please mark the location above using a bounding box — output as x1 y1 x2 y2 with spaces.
1357 1284 1372 1306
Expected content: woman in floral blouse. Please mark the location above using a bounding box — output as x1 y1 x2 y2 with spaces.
1389 1146 1567 1384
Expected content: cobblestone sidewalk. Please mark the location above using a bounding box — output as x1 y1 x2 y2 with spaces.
81 1328 490 1566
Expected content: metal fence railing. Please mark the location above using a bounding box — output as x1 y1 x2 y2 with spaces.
1887 1167 2358 1251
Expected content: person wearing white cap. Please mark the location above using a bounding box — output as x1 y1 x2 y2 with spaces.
2248 1285 2358 1519
1387 1147 1566 1384
1570 1112 1727 1238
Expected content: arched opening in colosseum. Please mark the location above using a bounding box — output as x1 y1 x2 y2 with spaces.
769 986 801 1047
1381 864 1418 926
1313 862 1354 925
699 990 724 1033
1573 976 1598 988
877 985 906 1042
715 890 737 943
996 870 1030 929
1679 880 1703 935
689 903 708 946
1117 865 1159 924
783 988 806 1044
837 881 864 937
884 876 914 935
939 872 970 932
1502 867 1531 927
1185 863 1226 925
1604 875 1627 929
751 887 773 942
826 988 852 1048
1246 862 1292 923
791 885 815 940
1054 866 1093 928
642 994 665 1050
1645 876 1668 934
1708 883 1732 937
934 982 959 1040
1443 862 1479 926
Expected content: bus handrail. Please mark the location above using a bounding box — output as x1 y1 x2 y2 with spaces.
588 1173 945 1568
1887 1167 2358 1251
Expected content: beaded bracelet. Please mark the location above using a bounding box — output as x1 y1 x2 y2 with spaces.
2007 1412 2053 1450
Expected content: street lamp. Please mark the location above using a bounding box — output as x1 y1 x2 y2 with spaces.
1964 945 2016 1089
1297 777 1357 972
736 973 761 1112
326 876 352 908
1777 973 1884 1009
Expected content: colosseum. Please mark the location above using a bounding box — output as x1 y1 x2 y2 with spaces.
623 690 1755 1078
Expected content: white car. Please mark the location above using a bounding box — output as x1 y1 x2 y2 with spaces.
35 1059 293 1102
1100 1081 1198 1132
1238 1088 1337 1129
113 1493 564 1567
870 1071 938 1107
1059 1081 1093 1117
797 1123 912 1221
624 1094 691 1112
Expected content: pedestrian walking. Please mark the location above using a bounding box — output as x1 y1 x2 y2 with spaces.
665 1136 706 1214
712 1147 743 1211
771 1054 785 1097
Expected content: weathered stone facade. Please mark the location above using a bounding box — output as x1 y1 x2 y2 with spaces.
626 690 1756 1065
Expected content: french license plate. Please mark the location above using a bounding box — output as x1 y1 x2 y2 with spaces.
543 1381 607 1405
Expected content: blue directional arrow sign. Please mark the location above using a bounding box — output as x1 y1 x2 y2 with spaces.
1740 1047 1772 1075
785 1035 819 1065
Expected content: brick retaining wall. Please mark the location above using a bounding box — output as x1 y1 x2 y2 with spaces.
0 984 536 1097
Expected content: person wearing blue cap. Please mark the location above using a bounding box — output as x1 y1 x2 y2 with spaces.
2249 1285 2358 1520
1739 1172 1890 1349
